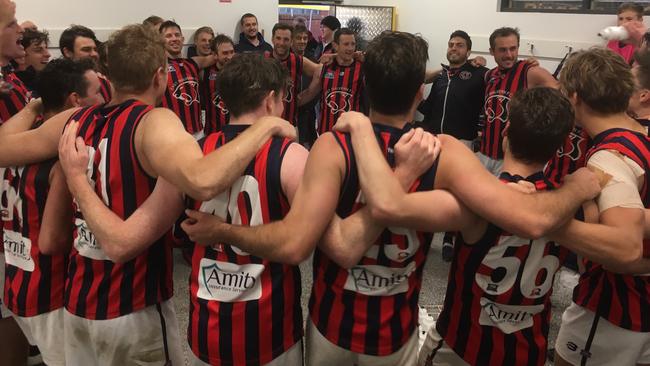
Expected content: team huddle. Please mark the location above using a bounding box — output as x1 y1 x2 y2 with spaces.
0 1 649 366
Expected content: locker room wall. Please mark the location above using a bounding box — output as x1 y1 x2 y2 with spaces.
16 0 280 58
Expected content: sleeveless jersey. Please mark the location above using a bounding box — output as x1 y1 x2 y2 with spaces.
480 61 531 160
2 116 68 317
318 59 364 135
98 74 112 103
436 172 567 366
161 58 202 134
64 100 174 320
544 125 591 185
573 128 650 332
188 125 302 366
264 52 303 126
309 123 437 356
201 65 229 135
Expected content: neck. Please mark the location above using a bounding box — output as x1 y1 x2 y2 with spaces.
294 48 305 56
336 55 353 66
110 90 159 107
167 51 182 59
273 50 289 61
0 56 10 67
632 105 650 121
368 109 412 129
578 109 645 138
502 151 544 178
449 60 467 69
229 108 268 126
247 35 259 45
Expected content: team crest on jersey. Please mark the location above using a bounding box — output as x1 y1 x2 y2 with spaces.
324 71 335 79
212 93 229 115
484 93 511 125
284 80 294 103
167 65 176 73
208 72 219 81
557 130 585 161
326 88 353 114
459 71 472 80
173 80 200 106
198 258 264 302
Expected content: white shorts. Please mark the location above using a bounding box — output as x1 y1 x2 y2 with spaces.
476 152 503 177
0 252 8 319
190 340 303 366
555 302 650 365
13 308 65 366
306 318 418 366
417 325 469 366
64 299 184 366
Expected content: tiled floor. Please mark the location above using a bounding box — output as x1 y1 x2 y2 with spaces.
171 233 574 365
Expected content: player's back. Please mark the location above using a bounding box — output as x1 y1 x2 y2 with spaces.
187 124 303 366
436 171 568 366
64 100 174 320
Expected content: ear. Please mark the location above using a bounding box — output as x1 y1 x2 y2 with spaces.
415 84 425 102
264 90 276 113
63 47 74 59
639 89 650 104
67 92 82 108
152 66 166 90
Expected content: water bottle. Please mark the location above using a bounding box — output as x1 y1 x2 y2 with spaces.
598 26 629 41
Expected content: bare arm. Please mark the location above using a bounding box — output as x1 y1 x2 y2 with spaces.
298 66 322 107
58 123 185 263
39 163 73 255
336 113 600 239
527 66 559 88
552 207 645 274
136 109 296 201
0 98 42 135
182 133 345 265
0 108 76 167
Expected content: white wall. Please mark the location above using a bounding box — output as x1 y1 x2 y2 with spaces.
16 0 279 55
345 0 620 71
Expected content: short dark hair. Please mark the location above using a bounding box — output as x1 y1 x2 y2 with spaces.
618 2 644 17
561 47 634 115
507 87 574 165
21 28 49 49
37 58 95 113
211 34 235 53
240 13 257 26
334 28 356 44
59 25 97 55
364 31 429 115
293 25 309 37
217 54 288 117
159 20 182 34
320 16 341 32
272 23 293 37
143 15 163 27
489 27 520 49
449 30 472 50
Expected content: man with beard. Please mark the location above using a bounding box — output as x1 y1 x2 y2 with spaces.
418 30 488 261
235 13 272 54
59 25 112 103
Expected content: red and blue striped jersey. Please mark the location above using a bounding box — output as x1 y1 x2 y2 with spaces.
573 128 650 332
436 172 567 366
200 65 229 135
161 58 202 134
64 100 174 320
318 60 364 135
480 61 531 160
98 74 112 103
188 125 302 366
264 52 303 126
309 123 437 356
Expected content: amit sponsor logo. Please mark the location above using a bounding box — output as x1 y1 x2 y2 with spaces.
478 297 544 334
344 262 416 296
198 258 264 302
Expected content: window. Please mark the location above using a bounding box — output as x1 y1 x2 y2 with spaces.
501 0 650 14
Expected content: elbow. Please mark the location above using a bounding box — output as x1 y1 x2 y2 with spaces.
514 213 554 240
102 240 135 264
368 199 399 226
282 237 313 266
